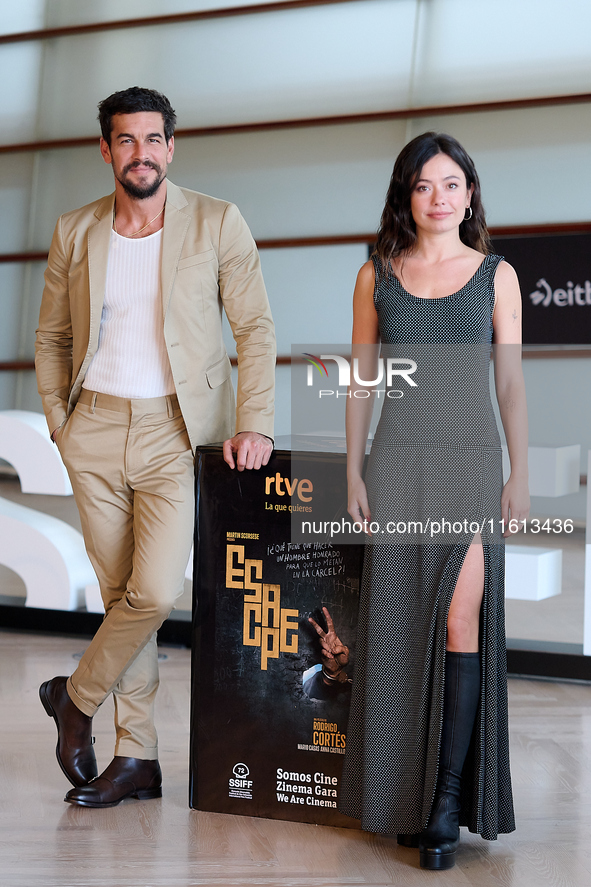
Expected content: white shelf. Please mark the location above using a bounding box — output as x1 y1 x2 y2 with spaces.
505 545 562 601
502 444 580 497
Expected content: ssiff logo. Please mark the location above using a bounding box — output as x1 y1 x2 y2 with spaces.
530 278 591 307
229 762 253 799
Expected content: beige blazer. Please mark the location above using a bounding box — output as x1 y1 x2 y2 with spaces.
35 181 276 450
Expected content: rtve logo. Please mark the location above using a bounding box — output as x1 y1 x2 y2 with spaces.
265 472 312 502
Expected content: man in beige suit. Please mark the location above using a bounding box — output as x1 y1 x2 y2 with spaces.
35 87 275 807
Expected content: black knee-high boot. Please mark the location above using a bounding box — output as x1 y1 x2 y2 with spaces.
419 651 480 870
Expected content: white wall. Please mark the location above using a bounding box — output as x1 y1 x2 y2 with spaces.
1 0 590 467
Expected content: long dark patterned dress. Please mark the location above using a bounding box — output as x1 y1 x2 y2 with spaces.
339 254 515 840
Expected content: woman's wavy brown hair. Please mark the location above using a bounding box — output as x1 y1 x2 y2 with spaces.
374 132 491 271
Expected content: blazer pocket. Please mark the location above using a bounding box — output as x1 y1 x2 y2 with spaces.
177 249 215 270
205 354 233 389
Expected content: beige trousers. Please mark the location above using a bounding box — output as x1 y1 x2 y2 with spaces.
57 390 195 759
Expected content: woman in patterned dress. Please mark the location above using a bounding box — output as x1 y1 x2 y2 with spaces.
340 133 530 870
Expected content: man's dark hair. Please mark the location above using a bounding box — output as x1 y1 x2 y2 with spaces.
98 87 177 146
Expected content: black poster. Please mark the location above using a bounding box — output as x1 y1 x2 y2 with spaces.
492 231 591 344
190 447 363 827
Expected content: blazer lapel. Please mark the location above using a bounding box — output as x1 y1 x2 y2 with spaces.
87 194 115 355
161 180 190 317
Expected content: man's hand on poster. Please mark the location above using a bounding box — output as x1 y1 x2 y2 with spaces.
308 606 350 685
223 431 273 471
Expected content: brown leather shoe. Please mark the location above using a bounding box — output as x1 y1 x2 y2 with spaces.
39 676 97 787
64 756 162 808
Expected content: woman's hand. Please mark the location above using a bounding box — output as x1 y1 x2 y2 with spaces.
348 475 372 535
501 474 530 536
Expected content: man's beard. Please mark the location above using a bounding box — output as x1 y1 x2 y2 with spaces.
116 160 166 199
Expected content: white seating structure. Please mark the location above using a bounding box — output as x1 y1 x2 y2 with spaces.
0 410 72 496
0 496 95 611
0 410 96 610
0 410 194 615
505 546 562 601
503 444 580 602
502 444 580 499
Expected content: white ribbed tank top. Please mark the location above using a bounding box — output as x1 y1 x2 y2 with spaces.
83 228 175 398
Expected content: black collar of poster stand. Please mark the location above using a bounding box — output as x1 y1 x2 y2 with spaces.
0 606 191 647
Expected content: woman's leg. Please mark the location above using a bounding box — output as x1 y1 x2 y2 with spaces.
419 540 484 870
446 538 484 652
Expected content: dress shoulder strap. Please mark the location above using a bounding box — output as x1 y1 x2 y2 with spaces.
482 253 504 315
371 253 391 305
485 253 504 273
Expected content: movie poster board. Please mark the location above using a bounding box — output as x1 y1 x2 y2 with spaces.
190 446 363 827
491 231 591 345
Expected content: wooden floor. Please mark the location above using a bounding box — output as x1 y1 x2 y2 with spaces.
1 630 591 887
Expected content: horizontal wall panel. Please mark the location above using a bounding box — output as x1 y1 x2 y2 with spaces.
0 374 17 411
413 0 591 106
269 362 291 437
0 266 26 359
225 243 366 438
0 42 43 143
226 362 290 438
1 0 45 34
45 0 309 29
169 122 405 241
30 146 113 248
0 154 37 252
6 1 591 148
12 369 43 415
27 104 591 249
523 358 591 468
0 265 24 410
29 121 404 245
19 263 45 359
221 243 366 355
405 105 591 226
258 244 364 352
35 1 416 140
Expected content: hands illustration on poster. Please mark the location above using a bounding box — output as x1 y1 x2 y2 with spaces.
304 606 352 700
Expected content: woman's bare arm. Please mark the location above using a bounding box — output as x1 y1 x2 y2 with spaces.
492 261 530 534
346 260 380 527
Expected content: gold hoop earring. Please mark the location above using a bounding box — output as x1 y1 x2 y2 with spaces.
464 206 473 221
